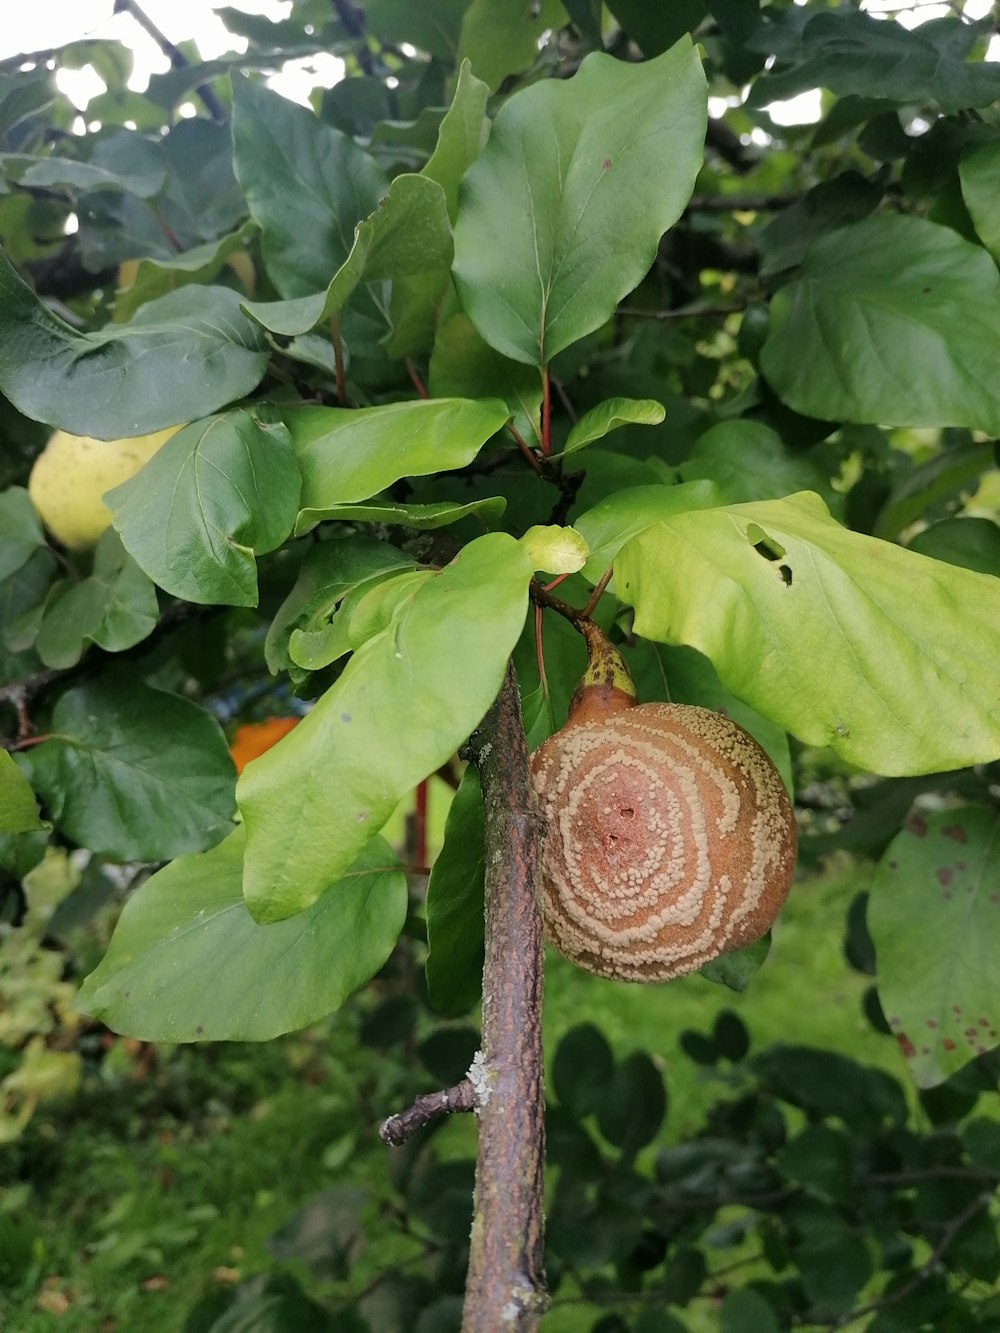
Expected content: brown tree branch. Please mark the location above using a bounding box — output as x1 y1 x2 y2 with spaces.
113 0 227 122
379 1080 476 1147
462 661 548 1330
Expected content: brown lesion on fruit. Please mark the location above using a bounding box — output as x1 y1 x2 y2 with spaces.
530 623 796 984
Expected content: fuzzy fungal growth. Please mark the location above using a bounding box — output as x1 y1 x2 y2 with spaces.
530 629 796 982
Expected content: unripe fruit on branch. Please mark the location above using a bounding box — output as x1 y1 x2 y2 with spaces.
530 624 796 982
28 425 183 553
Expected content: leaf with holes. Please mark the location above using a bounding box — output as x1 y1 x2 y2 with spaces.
613 491 1000 774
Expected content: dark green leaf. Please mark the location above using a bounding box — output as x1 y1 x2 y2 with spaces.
719 1287 781 1332
108 410 300 607
419 1026 481 1085
113 223 257 323
239 533 532 922
907 517 1000 577
425 768 485 1017
597 1052 667 1154
776 1124 854 1203
700 935 771 991
76 828 406 1042
679 420 837 510
605 0 706 56
869 807 1000 1088
0 251 269 439
760 217 1000 433
553 1023 615 1119
960 137 1000 263
874 441 994 540
21 671 235 860
241 173 451 345
231 75 388 298
713 1010 750 1062
0 751 45 834
35 529 158 669
429 313 543 445
286 398 509 532
757 171 883 278
0 486 45 582
614 491 1000 774
453 41 706 365
748 10 1000 113
753 1045 907 1129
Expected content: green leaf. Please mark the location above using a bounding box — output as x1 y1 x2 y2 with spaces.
0 486 45 582
873 441 994 541
573 481 723 581
679 420 837 510
291 570 436 671
719 1289 780 1333
231 75 388 299
596 1052 667 1154
241 174 451 340
613 491 1000 774
700 936 771 992
21 671 235 860
76 828 407 1042
452 41 706 366
0 251 270 439
519 525 589 575
425 768 485 1017
0 151 166 198
756 171 883 279
422 61 490 223
300 496 507 532
456 0 567 91
265 536 417 675
108 410 300 608
0 750 45 834
907 517 1000 577
364 0 468 61
760 217 1000 433
960 138 1000 263
35 529 158 670
113 223 257 323
429 313 542 444
239 533 533 922
604 0 706 56
552 1023 614 1119
869 807 1000 1088
557 398 666 458
748 10 1000 114
285 398 509 533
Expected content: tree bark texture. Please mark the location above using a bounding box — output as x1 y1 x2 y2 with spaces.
462 661 548 1331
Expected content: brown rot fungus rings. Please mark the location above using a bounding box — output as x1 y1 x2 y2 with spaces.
530 625 796 982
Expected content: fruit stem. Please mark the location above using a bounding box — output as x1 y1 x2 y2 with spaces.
567 621 637 726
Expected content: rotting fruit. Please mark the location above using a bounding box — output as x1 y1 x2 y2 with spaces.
530 622 797 982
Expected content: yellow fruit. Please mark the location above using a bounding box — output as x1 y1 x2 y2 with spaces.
28 425 183 552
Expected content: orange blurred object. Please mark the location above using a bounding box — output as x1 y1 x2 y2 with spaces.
230 717 299 774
